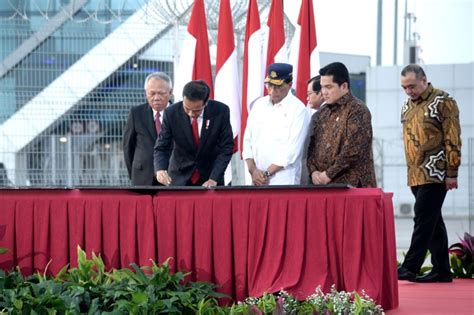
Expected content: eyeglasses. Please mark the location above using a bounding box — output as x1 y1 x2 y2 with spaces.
146 91 170 98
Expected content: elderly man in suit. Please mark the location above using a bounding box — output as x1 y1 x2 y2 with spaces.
154 80 233 187
123 72 173 186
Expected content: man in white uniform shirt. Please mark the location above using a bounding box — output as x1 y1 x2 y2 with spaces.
243 63 310 185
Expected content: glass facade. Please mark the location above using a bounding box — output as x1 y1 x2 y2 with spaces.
0 1 174 186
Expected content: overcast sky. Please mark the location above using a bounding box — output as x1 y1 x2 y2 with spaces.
284 0 473 66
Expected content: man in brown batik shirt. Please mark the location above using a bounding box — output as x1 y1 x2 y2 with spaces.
306 62 376 187
397 64 461 283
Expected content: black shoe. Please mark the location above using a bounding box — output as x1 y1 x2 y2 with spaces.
398 266 416 281
415 272 452 283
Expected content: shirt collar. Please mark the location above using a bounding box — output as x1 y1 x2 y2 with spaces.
327 92 351 111
188 107 205 123
152 108 165 117
268 91 292 107
415 83 434 103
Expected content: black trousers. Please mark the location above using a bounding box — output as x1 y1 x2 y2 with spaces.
401 183 450 274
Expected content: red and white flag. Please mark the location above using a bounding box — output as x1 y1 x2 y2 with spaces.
240 0 264 153
290 0 320 103
265 0 287 68
215 0 240 147
174 0 213 100
215 0 241 184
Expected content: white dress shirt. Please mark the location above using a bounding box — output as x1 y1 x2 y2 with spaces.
243 92 310 185
188 111 204 137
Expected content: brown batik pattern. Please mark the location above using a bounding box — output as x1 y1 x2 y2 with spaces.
401 83 462 186
307 92 376 187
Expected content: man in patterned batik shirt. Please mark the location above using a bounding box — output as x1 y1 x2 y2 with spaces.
397 64 461 283
306 62 376 187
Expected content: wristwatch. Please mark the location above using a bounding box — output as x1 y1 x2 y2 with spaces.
264 170 271 177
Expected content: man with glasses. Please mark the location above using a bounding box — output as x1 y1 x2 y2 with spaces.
243 63 310 185
307 75 325 110
154 80 233 187
123 72 173 186
397 64 461 283
301 75 325 184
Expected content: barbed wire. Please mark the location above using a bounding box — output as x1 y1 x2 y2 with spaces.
1 0 131 24
0 0 271 28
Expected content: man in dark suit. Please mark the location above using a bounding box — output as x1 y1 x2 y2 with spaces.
154 80 233 187
123 72 172 186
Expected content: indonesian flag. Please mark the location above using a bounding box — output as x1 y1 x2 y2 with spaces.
215 0 241 184
174 0 213 100
290 0 320 103
265 0 287 68
215 0 240 148
240 0 264 154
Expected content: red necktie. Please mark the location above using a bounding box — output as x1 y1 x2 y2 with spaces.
155 112 161 135
190 118 200 184
191 117 199 148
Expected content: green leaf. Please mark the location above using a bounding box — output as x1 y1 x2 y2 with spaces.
419 265 433 276
353 293 363 315
132 292 148 304
91 252 105 284
450 254 463 277
47 309 57 315
130 263 149 284
77 245 87 267
54 264 70 281
13 298 23 310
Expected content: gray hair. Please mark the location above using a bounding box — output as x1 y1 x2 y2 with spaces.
401 64 426 80
144 72 173 90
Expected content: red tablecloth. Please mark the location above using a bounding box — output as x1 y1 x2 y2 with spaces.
0 188 398 310
0 189 156 274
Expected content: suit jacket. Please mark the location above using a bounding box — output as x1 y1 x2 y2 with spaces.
123 103 160 186
154 100 233 186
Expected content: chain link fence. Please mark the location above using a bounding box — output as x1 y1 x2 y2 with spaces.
1 2 472 223
0 1 175 186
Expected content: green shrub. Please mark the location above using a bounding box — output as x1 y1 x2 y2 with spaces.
0 246 225 314
0 246 384 314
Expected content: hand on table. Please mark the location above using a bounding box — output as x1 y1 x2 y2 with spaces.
202 179 217 188
156 170 172 186
311 171 331 185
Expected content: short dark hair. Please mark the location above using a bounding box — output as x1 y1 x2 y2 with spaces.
307 75 321 93
182 80 210 103
319 62 350 89
401 64 426 80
